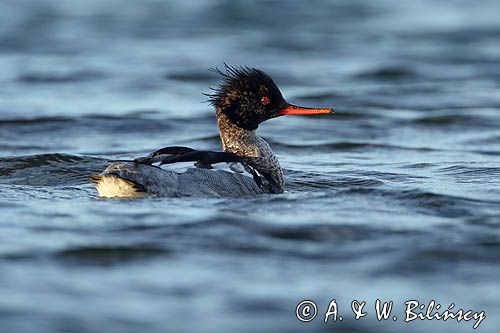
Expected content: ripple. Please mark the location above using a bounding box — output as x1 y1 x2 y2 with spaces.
379 246 500 277
0 153 107 186
159 216 408 260
401 163 436 169
259 224 384 243
288 173 383 191
0 116 72 125
295 91 344 101
411 114 497 127
17 70 106 84
268 140 438 153
356 66 418 80
336 187 490 218
54 244 169 265
467 215 500 228
437 165 500 176
0 112 163 125
165 71 217 82
436 165 500 183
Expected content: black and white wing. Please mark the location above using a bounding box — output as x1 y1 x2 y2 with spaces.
134 146 264 188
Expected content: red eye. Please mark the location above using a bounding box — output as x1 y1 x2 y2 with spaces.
261 96 270 105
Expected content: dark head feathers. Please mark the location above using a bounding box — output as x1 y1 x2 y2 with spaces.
205 64 287 130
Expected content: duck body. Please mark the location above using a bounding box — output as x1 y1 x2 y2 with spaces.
91 162 264 198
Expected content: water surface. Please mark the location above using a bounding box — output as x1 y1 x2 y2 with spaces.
0 1 499 332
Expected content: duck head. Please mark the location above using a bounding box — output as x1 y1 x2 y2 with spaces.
207 65 334 130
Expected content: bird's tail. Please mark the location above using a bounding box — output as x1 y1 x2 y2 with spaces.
89 173 146 198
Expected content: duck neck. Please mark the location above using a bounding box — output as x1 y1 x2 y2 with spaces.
216 110 259 157
216 109 285 193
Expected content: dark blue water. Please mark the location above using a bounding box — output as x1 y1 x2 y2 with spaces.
0 1 499 332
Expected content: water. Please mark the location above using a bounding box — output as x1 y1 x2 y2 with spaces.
0 0 499 332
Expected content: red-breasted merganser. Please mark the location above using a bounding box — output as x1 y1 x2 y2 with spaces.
90 66 333 197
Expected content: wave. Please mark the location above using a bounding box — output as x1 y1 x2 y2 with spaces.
411 114 498 127
267 139 438 152
165 70 217 82
436 165 500 183
355 66 418 80
0 111 166 125
0 153 108 186
53 244 168 265
17 70 106 84
335 187 497 218
287 173 384 191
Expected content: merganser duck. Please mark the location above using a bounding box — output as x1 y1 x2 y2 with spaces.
90 65 333 198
